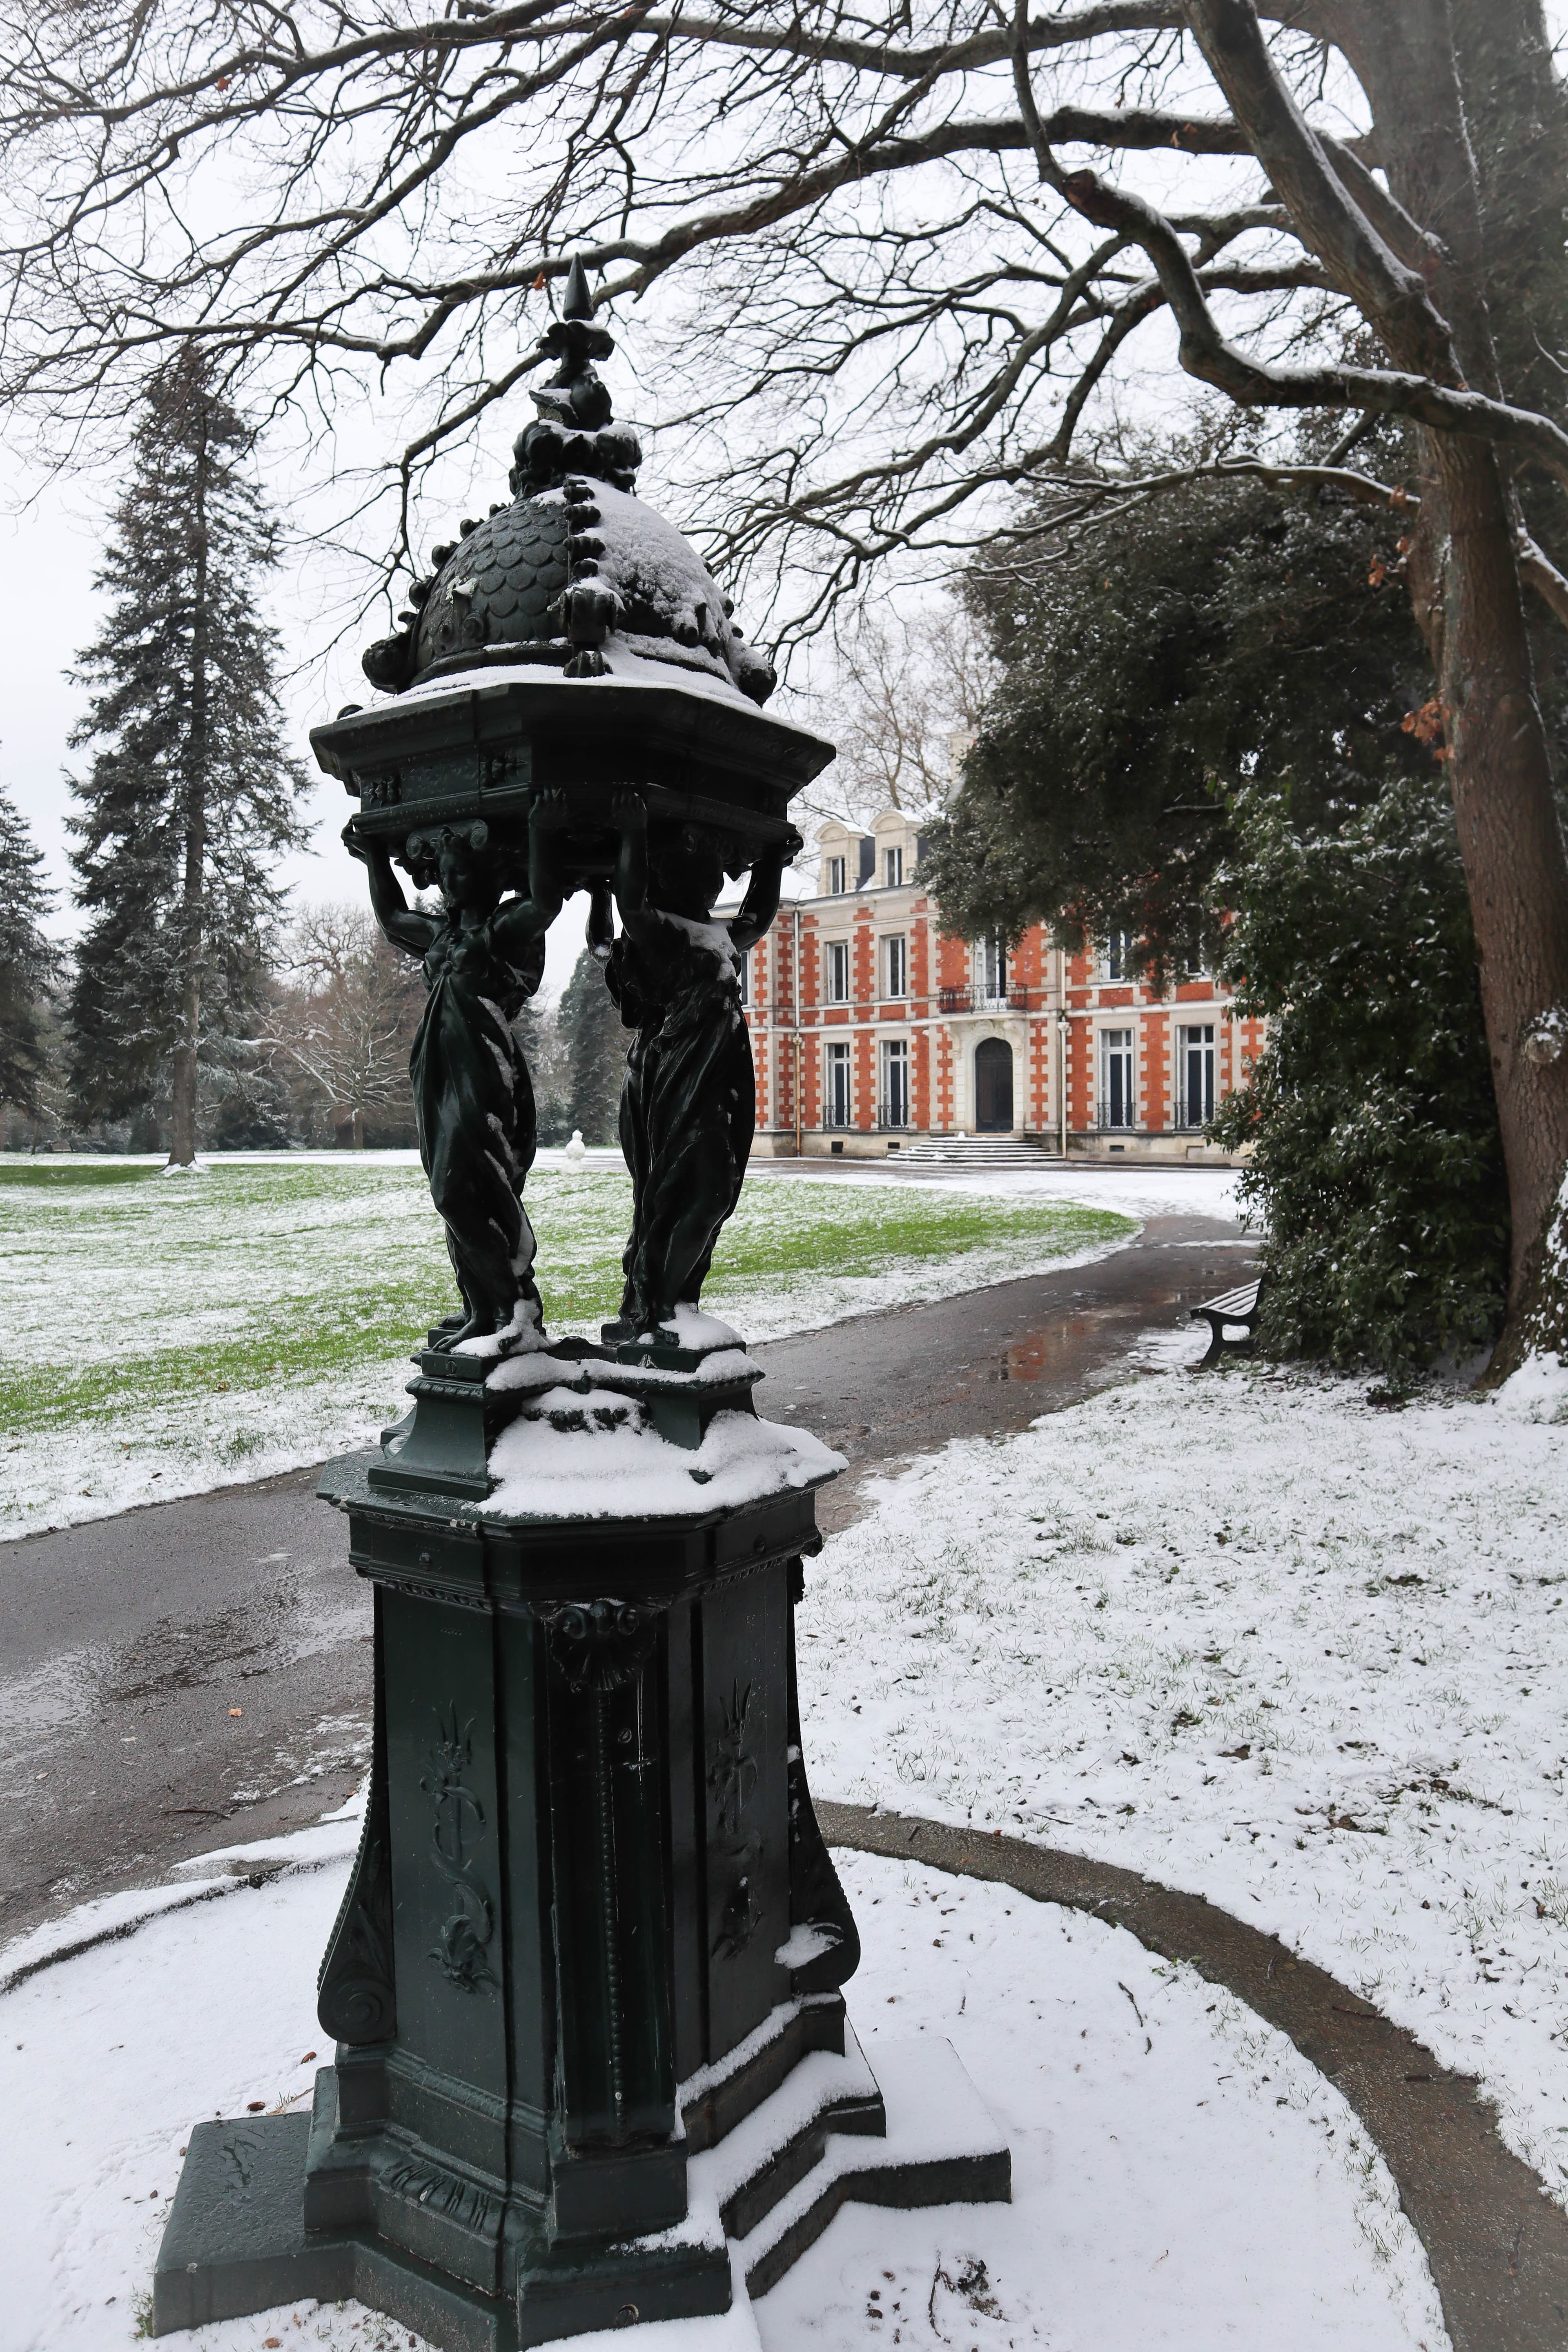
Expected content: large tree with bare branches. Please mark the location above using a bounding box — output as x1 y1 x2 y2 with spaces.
5 0 1567 1350
263 902 425 1146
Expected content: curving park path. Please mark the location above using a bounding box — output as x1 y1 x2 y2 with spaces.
0 1209 1248 1948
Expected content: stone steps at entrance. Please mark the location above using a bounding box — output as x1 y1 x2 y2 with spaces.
895 1135 1055 1169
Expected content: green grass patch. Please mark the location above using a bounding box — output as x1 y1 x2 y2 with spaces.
1 1159 1132 1519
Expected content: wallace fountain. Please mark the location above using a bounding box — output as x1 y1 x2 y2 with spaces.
151 262 1009 2351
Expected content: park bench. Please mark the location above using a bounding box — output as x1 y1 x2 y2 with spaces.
1191 1276 1263 1367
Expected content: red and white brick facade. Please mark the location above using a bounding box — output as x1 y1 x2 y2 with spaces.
739 810 1262 1161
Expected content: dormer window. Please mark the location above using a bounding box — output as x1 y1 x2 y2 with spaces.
883 845 903 889
827 855 846 896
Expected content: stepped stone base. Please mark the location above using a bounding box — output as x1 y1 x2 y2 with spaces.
897 1137 1055 1169
153 2027 1007 2350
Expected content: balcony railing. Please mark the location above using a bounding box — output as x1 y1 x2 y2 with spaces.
937 984 1036 1014
1174 1094 1214 1131
1097 1103 1137 1132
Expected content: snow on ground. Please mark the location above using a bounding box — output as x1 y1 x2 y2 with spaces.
799 1335 1568 2214
0 1818 1443 2352
0 1156 1142 1541
786 1155 1245 1225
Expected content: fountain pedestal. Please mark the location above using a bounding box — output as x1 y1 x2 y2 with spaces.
152 1342 1008 2350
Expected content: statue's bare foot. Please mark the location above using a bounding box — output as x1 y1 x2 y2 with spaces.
430 1309 495 1353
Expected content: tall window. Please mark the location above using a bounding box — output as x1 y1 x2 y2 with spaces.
881 1038 909 1129
977 931 1007 1001
884 934 907 999
1100 1028 1135 1129
884 844 904 888
1103 929 1131 981
1179 1023 1215 1127
827 854 846 896
826 939 850 1003
736 951 749 1006
826 1041 852 1128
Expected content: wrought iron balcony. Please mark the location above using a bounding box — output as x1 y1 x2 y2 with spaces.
937 984 1036 1014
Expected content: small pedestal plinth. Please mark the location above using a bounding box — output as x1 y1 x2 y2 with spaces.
153 1334 1009 2348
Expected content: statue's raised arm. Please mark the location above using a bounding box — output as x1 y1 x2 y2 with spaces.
488 789 571 967
347 824 441 959
728 824 802 953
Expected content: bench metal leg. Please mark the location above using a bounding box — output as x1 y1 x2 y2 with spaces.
1192 1315 1256 1369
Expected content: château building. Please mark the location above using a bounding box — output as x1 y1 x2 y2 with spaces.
739 809 1260 1162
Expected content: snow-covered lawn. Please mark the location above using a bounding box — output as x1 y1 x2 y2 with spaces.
0 1153 1133 1539
801 1340 1568 2217
0 1817 1443 2352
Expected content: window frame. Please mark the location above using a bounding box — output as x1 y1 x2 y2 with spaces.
881 1036 910 1129
825 938 851 1004
825 1040 853 1129
1102 929 1132 982
1099 1024 1136 1131
884 933 907 1001
975 929 1007 1003
1178 1021 1216 1128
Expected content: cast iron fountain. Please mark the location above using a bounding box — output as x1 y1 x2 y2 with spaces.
152 261 1008 2351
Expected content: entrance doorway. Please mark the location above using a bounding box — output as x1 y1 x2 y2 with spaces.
975 1038 1014 1131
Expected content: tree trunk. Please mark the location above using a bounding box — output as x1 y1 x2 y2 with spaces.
1327 0 1568 1356
352 1105 365 1149
167 394 211 1169
1432 435 1568 1339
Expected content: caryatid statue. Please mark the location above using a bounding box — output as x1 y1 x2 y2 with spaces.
604 793 802 1342
351 795 569 1351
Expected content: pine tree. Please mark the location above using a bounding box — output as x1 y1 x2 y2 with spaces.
67 350 310 1161
556 948 627 1146
0 780 59 1118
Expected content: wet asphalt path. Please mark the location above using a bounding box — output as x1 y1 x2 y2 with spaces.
0 1209 1252 1949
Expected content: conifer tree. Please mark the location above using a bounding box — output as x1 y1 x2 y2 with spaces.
67 350 309 1162
557 948 627 1146
0 781 59 1118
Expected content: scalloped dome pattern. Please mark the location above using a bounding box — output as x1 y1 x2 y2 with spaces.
414 494 571 672
406 479 775 704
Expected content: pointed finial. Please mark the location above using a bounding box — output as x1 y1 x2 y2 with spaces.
563 255 593 321
508 249 640 498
